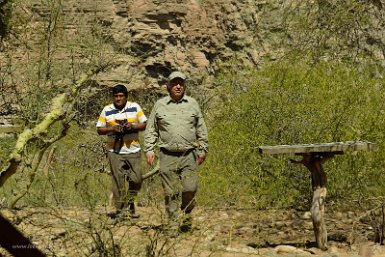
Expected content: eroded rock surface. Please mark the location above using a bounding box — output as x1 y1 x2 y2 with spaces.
2 0 384 90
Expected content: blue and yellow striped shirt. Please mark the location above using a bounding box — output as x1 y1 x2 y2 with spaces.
96 101 147 154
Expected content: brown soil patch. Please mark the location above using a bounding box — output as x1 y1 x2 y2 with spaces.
1 206 384 256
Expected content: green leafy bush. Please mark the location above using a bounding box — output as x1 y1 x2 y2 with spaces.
199 59 385 210
3 59 385 212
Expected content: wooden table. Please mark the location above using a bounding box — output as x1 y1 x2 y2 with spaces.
258 141 378 250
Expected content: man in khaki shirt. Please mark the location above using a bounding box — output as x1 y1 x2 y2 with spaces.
144 71 208 237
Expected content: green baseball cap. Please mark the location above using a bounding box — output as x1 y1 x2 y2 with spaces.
168 71 187 81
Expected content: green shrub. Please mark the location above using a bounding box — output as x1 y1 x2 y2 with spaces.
199 59 385 210
3 59 385 212
0 124 111 208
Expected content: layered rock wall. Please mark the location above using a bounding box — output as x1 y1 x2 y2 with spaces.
1 0 385 91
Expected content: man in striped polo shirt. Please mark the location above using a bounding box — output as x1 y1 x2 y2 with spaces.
96 84 147 219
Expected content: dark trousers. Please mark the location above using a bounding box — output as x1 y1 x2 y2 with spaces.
107 151 142 212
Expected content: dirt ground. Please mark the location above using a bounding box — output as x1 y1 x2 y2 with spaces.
1 206 385 257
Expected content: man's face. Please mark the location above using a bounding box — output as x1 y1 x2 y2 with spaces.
168 78 186 100
113 93 127 109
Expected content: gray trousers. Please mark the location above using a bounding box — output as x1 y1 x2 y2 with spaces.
107 151 142 212
159 148 198 222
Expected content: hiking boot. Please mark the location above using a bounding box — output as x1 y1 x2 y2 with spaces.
107 210 130 221
179 216 192 233
107 210 121 219
107 210 125 225
129 212 140 219
127 202 140 219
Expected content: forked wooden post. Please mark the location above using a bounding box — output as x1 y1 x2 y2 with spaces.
258 141 377 250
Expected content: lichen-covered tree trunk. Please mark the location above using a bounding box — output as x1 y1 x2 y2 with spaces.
0 72 95 188
9 123 69 208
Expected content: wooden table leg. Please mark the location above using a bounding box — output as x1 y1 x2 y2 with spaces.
311 186 327 250
294 153 336 250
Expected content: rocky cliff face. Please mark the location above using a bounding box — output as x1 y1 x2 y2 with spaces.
1 0 385 92
99 0 272 89
126 0 264 72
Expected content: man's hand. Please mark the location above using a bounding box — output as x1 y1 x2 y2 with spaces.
97 125 124 135
197 153 206 165
97 122 135 135
146 152 155 166
112 124 124 133
122 122 132 132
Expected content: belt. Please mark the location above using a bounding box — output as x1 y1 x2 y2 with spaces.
160 148 194 156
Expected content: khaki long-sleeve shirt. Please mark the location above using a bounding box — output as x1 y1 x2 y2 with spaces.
144 95 208 154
